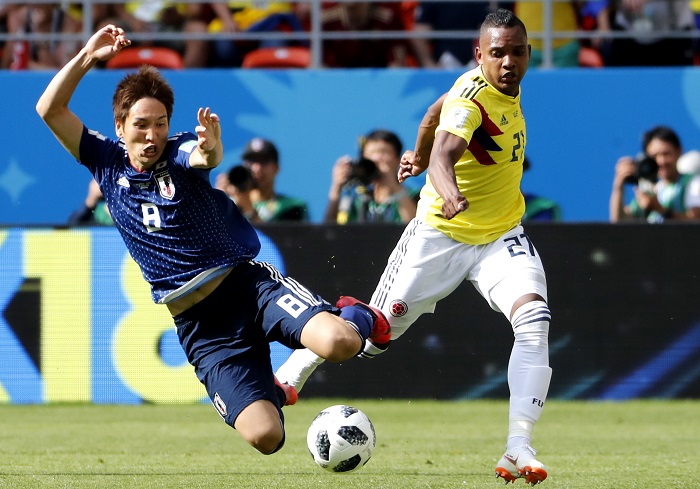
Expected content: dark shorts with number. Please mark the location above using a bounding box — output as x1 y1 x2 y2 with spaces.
173 260 337 427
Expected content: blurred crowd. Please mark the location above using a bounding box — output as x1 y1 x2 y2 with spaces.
2 1 699 70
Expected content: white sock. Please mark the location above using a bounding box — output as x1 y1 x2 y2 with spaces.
507 301 551 446
275 348 325 392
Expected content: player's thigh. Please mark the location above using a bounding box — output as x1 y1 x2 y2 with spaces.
470 225 548 317
370 219 469 338
251 261 339 348
201 349 282 430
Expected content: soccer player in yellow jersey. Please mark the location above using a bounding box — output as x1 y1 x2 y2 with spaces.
277 9 551 484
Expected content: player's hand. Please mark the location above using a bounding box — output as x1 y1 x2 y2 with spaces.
195 107 221 153
85 25 131 62
398 150 426 183
441 194 468 219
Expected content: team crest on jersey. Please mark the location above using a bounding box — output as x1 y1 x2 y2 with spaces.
154 168 175 200
390 300 408 317
213 392 227 417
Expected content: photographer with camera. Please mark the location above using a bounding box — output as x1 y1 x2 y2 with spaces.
610 126 700 223
324 129 418 224
216 138 308 222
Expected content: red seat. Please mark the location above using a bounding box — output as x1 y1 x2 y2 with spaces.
242 47 311 68
106 47 185 70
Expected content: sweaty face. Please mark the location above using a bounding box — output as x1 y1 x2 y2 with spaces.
476 26 530 97
116 97 170 172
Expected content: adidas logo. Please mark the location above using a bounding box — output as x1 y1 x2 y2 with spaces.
499 114 508 126
117 176 130 188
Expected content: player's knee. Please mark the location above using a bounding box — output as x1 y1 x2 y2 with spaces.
319 322 363 362
246 426 286 455
302 314 362 362
511 300 550 348
325 331 362 362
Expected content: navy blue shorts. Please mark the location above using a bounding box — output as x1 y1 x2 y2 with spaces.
173 260 337 427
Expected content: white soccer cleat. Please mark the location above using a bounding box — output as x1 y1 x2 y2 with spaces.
495 445 547 485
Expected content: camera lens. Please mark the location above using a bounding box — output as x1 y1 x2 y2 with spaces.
228 165 253 191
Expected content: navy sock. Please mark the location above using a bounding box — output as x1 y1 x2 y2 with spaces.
339 305 373 340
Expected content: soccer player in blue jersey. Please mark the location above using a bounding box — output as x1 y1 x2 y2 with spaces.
36 24 390 455
277 9 551 483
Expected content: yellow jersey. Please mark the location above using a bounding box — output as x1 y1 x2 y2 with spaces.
417 66 526 245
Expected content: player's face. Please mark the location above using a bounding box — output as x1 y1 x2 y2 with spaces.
646 138 681 183
476 26 530 97
362 140 399 176
116 97 170 171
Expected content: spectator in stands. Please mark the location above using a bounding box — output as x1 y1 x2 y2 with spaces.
320 2 410 67
522 157 562 221
105 2 210 68
216 138 308 222
207 2 304 67
514 0 582 67
410 1 492 68
599 0 695 66
0 3 81 70
324 129 418 224
68 179 114 226
610 126 700 223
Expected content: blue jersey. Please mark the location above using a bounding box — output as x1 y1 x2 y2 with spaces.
78 126 261 303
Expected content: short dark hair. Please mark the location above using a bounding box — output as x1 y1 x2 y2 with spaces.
481 8 527 38
362 129 403 158
112 65 174 124
642 126 682 151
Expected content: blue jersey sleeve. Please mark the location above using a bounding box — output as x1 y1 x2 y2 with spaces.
76 126 261 303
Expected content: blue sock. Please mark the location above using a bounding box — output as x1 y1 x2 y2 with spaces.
339 305 372 340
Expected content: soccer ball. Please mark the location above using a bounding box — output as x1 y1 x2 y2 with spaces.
306 404 376 473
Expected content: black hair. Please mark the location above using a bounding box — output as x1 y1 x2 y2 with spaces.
642 126 682 151
480 8 527 38
361 129 403 158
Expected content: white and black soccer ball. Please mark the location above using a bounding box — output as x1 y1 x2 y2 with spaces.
306 404 376 473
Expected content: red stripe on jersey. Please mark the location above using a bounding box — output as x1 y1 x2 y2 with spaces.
467 99 504 166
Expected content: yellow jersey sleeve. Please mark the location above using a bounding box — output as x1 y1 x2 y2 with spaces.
417 67 526 245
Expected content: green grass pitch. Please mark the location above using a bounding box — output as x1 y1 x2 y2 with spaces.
0 399 697 488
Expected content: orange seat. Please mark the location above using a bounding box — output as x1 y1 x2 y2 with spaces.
242 47 311 68
106 46 185 70
578 46 604 68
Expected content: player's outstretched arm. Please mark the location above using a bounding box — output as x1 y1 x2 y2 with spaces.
429 131 468 219
398 93 447 183
190 107 223 169
36 25 131 159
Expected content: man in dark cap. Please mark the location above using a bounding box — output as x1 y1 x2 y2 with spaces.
218 137 309 222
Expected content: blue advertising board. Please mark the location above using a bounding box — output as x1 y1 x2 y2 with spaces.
2 68 700 224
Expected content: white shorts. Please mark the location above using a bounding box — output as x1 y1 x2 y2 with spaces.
370 219 548 340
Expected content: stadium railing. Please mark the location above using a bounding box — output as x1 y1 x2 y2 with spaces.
0 0 698 69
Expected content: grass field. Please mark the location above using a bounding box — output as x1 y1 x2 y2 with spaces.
0 399 697 488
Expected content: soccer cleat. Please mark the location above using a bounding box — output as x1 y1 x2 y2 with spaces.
274 376 298 406
336 296 391 346
495 445 547 485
